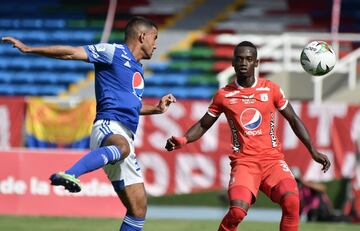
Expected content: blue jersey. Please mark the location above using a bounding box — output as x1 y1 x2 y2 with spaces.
84 43 144 134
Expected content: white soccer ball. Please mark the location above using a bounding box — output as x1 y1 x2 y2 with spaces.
300 41 336 76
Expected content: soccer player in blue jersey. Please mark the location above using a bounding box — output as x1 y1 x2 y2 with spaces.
2 16 176 231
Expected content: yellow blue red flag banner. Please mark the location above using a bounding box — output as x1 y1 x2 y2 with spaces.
25 98 96 148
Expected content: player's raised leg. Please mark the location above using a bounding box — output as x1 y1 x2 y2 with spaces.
50 144 126 192
50 121 131 193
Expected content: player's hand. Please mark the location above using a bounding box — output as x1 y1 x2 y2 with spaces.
157 94 176 113
2 36 29 53
165 136 187 151
311 151 331 173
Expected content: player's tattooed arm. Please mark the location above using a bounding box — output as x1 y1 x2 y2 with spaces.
280 102 331 173
2 36 88 61
140 93 176 115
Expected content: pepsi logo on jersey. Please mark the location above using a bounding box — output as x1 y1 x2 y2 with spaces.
240 108 263 136
132 72 144 98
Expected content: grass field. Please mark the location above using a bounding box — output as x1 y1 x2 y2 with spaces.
1 216 360 231
0 182 353 231
148 182 348 209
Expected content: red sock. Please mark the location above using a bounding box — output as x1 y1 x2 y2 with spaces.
280 194 300 231
218 206 247 231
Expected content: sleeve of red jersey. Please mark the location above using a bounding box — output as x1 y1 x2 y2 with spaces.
272 82 288 111
207 91 223 117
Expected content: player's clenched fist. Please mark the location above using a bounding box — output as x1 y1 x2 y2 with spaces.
157 94 176 113
165 136 187 151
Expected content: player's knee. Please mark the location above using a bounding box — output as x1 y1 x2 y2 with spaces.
117 144 130 159
115 140 130 158
271 178 298 204
134 206 147 218
218 207 247 231
281 194 300 217
228 206 247 223
103 134 131 158
128 204 147 218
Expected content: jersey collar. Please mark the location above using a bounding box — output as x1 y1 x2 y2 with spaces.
235 77 258 89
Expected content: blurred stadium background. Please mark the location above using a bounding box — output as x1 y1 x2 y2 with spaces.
1 0 360 230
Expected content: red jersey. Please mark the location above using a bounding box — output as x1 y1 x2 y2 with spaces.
208 78 288 161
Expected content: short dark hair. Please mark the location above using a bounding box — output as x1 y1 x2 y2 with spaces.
124 16 157 41
234 41 257 57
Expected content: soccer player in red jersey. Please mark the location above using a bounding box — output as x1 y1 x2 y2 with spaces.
165 41 331 231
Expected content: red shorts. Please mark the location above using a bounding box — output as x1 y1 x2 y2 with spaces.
229 156 295 201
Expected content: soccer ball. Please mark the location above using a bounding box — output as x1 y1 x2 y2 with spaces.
300 41 336 76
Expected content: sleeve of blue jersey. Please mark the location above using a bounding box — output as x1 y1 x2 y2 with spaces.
83 43 115 64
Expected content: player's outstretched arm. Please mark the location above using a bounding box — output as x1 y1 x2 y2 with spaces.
165 113 217 151
140 93 176 115
2 36 88 61
280 102 331 173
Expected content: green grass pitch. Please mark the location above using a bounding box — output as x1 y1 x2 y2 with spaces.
0 215 360 231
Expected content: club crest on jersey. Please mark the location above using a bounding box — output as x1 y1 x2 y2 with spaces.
240 108 262 130
132 72 144 98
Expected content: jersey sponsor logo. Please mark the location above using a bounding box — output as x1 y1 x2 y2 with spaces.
229 119 240 152
244 129 262 136
229 98 238 105
269 112 278 147
279 160 291 172
240 108 262 130
240 108 263 136
256 87 270 91
225 90 240 97
132 72 144 98
241 94 256 104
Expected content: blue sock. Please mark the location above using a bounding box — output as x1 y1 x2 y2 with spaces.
120 215 145 231
65 146 122 178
